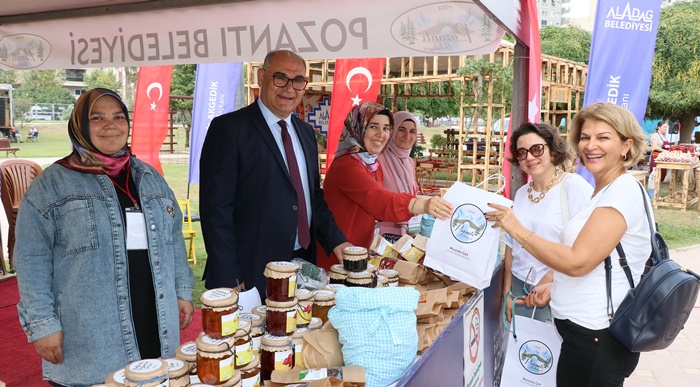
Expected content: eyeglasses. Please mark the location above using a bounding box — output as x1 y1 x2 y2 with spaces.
514 144 547 161
262 68 308 91
522 267 537 295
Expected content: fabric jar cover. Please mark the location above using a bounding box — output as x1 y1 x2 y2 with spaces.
328 287 419 387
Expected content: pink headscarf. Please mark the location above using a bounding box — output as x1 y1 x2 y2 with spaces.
378 111 419 196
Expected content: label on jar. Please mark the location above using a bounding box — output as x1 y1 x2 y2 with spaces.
129 359 164 373
219 356 235 382
166 358 185 372
296 303 312 325
109 369 126 384
181 342 197 355
202 335 231 345
274 349 294 371
235 341 253 366
299 368 329 380
295 344 305 369
252 335 262 355
221 310 240 336
203 288 233 301
388 280 398 287
288 275 297 296
242 371 261 387
286 310 297 333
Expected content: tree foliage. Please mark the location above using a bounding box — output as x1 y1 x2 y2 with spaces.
539 26 591 64
14 70 74 104
430 134 446 150
647 0 700 142
169 65 196 147
0 69 17 85
85 68 120 91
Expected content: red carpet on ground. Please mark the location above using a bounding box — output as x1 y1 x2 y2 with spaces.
0 277 204 387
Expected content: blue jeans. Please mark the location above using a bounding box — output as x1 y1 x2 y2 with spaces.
511 275 552 323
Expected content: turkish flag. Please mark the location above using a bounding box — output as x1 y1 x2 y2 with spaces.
503 0 541 198
131 65 173 174
325 58 385 168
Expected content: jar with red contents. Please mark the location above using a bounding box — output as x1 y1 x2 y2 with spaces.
264 261 298 302
342 246 368 272
292 328 308 369
265 298 298 336
260 334 294 382
379 257 398 270
328 264 348 284
200 288 239 339
239 313 264 357
238 354 261 387
233 320 253 369
196 333 236 385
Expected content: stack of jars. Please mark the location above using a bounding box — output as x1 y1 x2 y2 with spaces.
262 261 299 381
342 246 375 288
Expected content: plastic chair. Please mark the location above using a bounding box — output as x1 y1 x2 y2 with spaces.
178 199 197 264
0 159 42 271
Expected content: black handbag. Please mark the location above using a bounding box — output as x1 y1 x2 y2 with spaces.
605 182 700 352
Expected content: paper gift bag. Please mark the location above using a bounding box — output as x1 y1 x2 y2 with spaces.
501 316 562 386
424 182 512 289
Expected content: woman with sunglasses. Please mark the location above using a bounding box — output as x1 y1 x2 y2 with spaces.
501 123 593 324
488 103 650 386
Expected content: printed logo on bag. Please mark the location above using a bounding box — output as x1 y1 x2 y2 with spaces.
518 340 555 375
665 310 691 343
450 204 487 243
0 34 52 69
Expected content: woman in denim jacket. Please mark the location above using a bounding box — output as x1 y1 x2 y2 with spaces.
14 88 194 386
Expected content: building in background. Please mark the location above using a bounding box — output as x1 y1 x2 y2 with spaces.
538 0 569 27
63 69 87 99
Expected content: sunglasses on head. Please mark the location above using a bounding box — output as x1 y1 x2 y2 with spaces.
515 144 547 161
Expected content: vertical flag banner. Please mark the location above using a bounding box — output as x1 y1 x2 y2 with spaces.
326 58 385 168
131 65 173 174
504 0 541 199
189 62 243 183
578 0 662 185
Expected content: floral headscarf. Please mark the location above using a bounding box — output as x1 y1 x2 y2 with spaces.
334 102 394 172
56 88 132 176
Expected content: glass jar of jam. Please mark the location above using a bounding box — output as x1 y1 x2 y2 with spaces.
366 263 378 287
312 290 335 324
238 354 261 387
295 288 314 328
264 261 299 302
196 333 236 385
175 341 197 375
379 269 399 287
251 305 266 321
342 246 368 272
200 288 240 339
292 328 308 369
212 370 241 387
328 264 348 284
345 270 374 288
265 298 298 336
379 257 398 270
308 317 322 331
239 313 264 357
105 368 126 386
376 275 387 288
124 359 169 387
323 283 347 292
233 320 254 368
260 334 294 382
165 358 190 387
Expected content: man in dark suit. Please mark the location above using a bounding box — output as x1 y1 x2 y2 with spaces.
200 50 350 293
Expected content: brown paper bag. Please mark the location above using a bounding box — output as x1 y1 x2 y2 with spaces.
272 366 366 386
302 328 344 368
415 288 449 319
369 235 399 258
393 260 427 284
393 234 414 255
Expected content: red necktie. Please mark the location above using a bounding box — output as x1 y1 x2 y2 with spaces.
279 120 310 249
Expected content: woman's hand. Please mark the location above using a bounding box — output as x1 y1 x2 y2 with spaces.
417 196 453 220
485 203 523 236
34 331 64 364
503 292 514 323
178 299 194 330
516 282 552 308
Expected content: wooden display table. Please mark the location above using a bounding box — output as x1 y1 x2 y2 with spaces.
653 161 700 211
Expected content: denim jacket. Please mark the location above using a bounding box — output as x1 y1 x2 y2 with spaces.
15 157 194 386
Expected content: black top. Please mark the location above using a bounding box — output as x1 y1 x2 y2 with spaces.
112 170 161 359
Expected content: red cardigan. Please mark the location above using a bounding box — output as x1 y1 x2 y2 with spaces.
320 154 413 269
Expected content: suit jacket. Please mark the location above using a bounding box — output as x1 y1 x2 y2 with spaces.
200 100 346 293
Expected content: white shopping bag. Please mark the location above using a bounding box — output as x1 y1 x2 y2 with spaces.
238 287 262 313
501 315 562 386
424 182 512 289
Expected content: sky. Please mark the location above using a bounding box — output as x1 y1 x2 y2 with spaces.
568 0 591 17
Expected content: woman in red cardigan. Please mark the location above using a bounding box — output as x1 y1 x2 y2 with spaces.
321 102 452 269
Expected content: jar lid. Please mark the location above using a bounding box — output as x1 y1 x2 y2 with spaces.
234 320 251 338
175 341 197 362
264 261 299 275
323 284 347 292
218 370 242 386
330 264 348 274
261 333 293 347
238 354 261 371
252 305 266 317
377 275 387 283
239 313 263 328
378 269 399 278
308 317 322 330
366 263 377 273
313 290 335 302
292 327 308 339
347 270 372 279
196 333 236 354
105 368 126 386
124 359 169 382
295 288 313 301
343 246 368 261
164 358 188 378
265 298 298 310
200 288 239 309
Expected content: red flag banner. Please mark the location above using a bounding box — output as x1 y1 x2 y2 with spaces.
131 65 173 174
503 0 541 198
326 58 385 168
